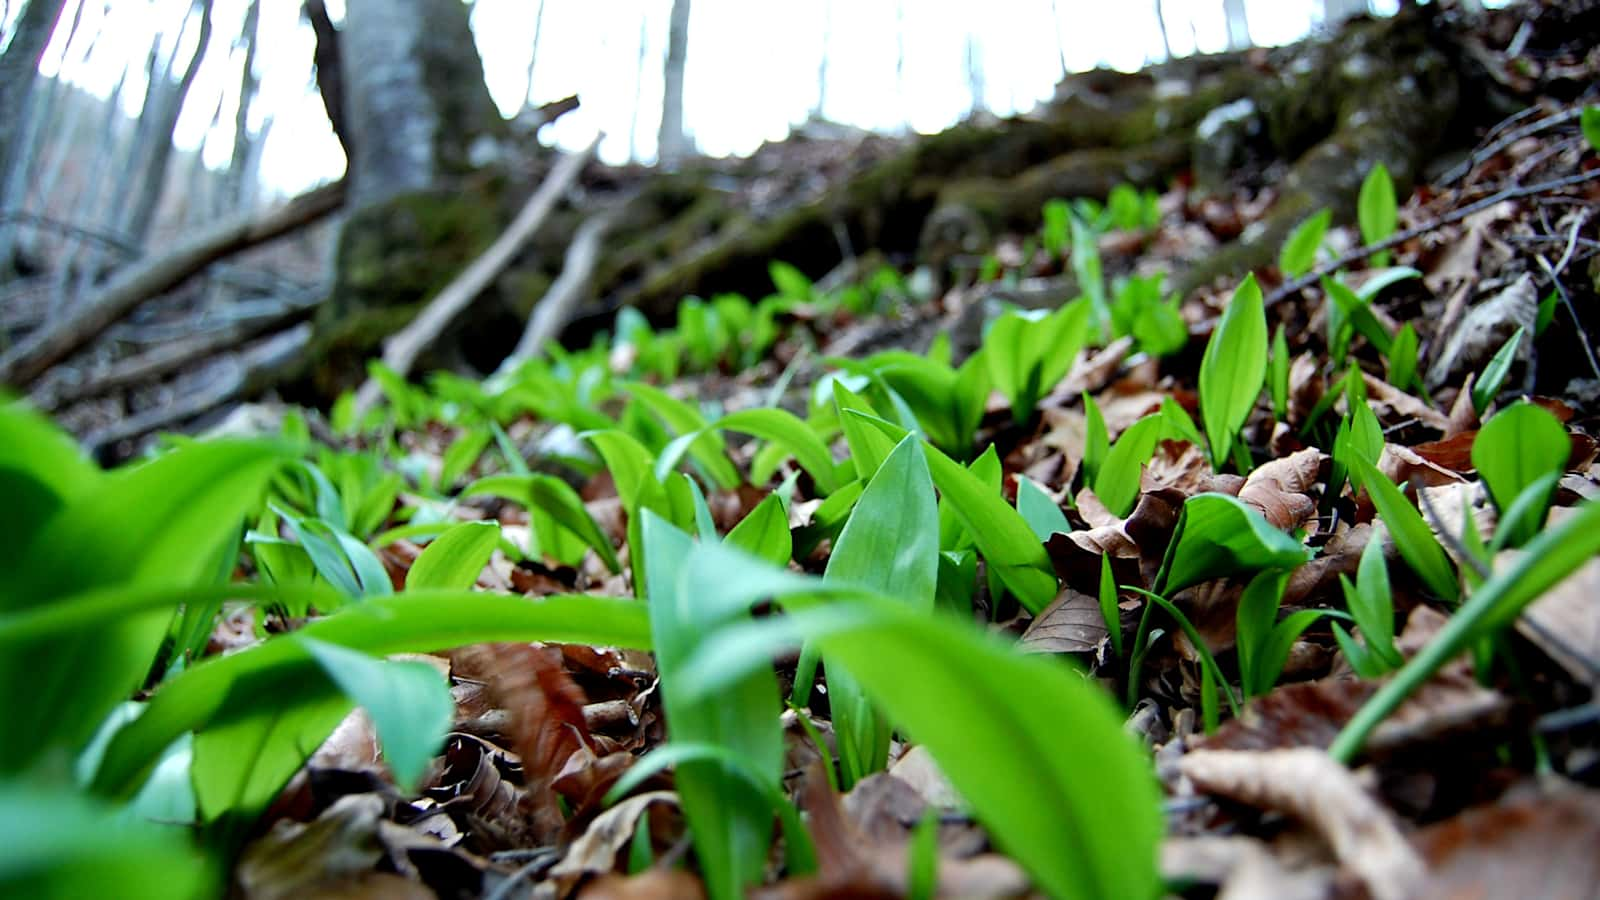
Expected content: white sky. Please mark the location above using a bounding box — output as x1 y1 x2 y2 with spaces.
8 0 1414 197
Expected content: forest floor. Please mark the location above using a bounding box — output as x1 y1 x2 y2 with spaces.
9 4 1600 900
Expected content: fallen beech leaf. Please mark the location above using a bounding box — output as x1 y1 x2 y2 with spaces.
549 791 681 896
887 745 966 811
237 794 387 900
1238 447 1323 533
1379 443 1466 490
1363 373 1452 432
579 867 706 900
1410 431 1478 472
1414 784 1600 899
1020 588 1110 656
1178 748 1426 900
1511 554 1600 687
1160 835 1333 900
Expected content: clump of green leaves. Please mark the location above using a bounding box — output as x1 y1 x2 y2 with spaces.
1198 274 1268 472
1358 162 1398 266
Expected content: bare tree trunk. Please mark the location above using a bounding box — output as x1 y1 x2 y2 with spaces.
303 0 350 158
0 0 68 216
221 0 260 215
521 0 545 109
1049 0 1068 80
1222 0 1251 50
657 0 691 167
895 0 907 127
31 2 105 218
629 7 648 161
1153 0 1173 60
121 0 214 246
0 179 345 386
965 32 985 115
813 0 830 119
0 0 87 267
53 55 129 309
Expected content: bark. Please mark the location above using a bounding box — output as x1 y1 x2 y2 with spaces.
521 0 545 109
121 0 214 246
657 0 691 167
629 11 648 160
303 0 349 157
222 0 261 215
341 0 502 207
0 179 345 386
0 0 67 214
1222 0 1251 50
813 0 830 119
500 209 613 373
353 141 596 412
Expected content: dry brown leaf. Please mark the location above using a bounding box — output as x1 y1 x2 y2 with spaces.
1178 748 1426 900
1237 447 1322 533
578 869 707 900
1054 335 1134 399
1414 783 1600 899
1363 373 1453 432
1511 553 1600 687
1142 440 1213 495
547 791 681 897
1161 836 1332 900
1380 443 1467 491
888 745 966 811
1426 274 1537 393
237 794 389 900
1020 588 1110 656
1073 486 1122 529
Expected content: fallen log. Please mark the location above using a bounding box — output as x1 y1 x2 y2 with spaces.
0 179 345 386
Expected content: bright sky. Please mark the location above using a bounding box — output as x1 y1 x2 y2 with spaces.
9 0 1413 198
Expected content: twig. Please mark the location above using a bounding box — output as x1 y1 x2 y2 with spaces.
355 136 599 414
1265 169 1600 308
495 204 615 375
1439 106 1581 186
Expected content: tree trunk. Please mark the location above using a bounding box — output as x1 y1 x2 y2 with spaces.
221 0 261 216
629 9 648 161
521 0 545 109
813 0 830 119
341 0 503 207
121 0 214 247
303 0 350 158
1222 0 1251 50
0 0 67 216
657 0 692 167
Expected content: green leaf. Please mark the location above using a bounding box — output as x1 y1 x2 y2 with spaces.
822 435 939 785
1472 401 1568 546
1 439 289 774
300 637 453 791
1279 208 1330 277
1198 274 1268 471
852 413 1058 613
675 547 1164 900
1333 499 1600 762
769 260 812 300
626 382 740 490
90 589 651 802
1155 493 1310 597
406 521 499 590
0 781 207 899
1344 532 1401 669
1017 475 1071 540
1536 289 1559 337
1349 454 1459 602
1388 322 1419 390
1095 414 1162 518
1098 553 1122 657
640 513 782 900
436 429 491 493
1358 163 1397 266
1582 105 1600 152
1234 569 1291 698
985 301 1092 422
1082 392 1109 486
1471 326 1525 415
1255 608 1332 697
725 493 792 567
835 383 900 482
1269 324 1290 421
714 407 845 494
0 402 100 578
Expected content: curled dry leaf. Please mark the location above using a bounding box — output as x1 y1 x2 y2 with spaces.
1509 551 1600 687
578 868 708 900
1161 835 1333 900
1362 373 1452 433
1142 440 1213 495
1379 443 1466 491
1054 335 1134 399
1425 273 1536 393
546 791 682 897
1238 447 1323 533
1178 748 1426 900
236 794 389 900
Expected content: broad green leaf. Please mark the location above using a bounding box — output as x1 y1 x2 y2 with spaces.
1198 274 1267 471
1582 106 1600 152
1082 392 1109 486
91 589 651 801
0 403 100 578
715 407 844 494
1471 326 1525 415
725 493 792 567
1095 414 1162 517
626 382 741 490
1254 608 1332 697
1358 163 1397 266
1234 569 1291 698
675 547 1164 900
1472 402 1568 546
1016 475 1071 540
835 384 899 482
1536 289 1558 337
1155 493 1310 597
769 260 812 300
1344 532 1401 669
1098 553 1122 657
1334 499 1600 762
1279 208 1330 277
463 474 621 573
852 413 1057 613
406 521 499 590
823 435 939 785
1489 472 1562 554
1070 218 1109 333
640 513 782 899
2 440 289 774
1349 454 1459 602
0 781 207 899
1355 266 1421 303
301 638 453 790
985 301 1091 422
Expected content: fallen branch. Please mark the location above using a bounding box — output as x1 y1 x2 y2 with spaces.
354 136 598 414
0 179 345 386
81 323 312 454
1265 168 1600 307
496 208 614 376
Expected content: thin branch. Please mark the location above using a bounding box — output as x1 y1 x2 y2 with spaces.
1266 169 1600 308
